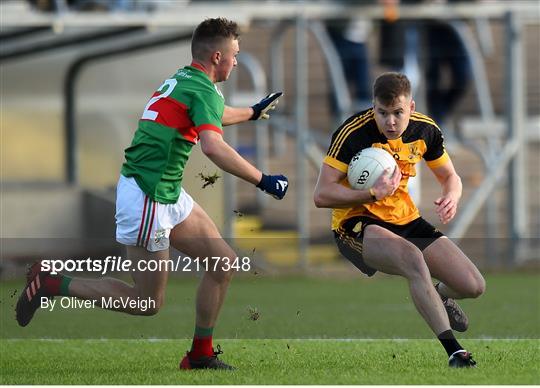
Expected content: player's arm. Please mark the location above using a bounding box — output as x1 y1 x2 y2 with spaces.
199 130 261 183
429 159 463 224
199 130 288 199
221 92 283 126
222 106 253 126
313 163 400 208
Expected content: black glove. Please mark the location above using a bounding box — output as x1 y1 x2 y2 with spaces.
250 92 283 120
256 173 289 200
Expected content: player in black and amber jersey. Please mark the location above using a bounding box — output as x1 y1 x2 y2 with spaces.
314 72 484 368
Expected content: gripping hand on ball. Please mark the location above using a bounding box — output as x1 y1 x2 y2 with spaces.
256 173 289 200
371 167 401 200
250 92 283 120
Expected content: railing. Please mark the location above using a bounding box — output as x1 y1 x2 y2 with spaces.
261 6 536 265
222 52 271 239
2 1 537 266
445 12 529 265
63 30 193 184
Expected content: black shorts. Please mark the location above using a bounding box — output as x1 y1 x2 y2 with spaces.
333 216 444 277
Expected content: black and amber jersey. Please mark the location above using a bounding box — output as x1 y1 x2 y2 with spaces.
324 108 450 229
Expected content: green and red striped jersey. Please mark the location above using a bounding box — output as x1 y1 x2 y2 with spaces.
121 63 224 204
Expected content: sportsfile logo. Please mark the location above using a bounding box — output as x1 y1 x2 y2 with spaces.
41 257 130 275
40 256 252 275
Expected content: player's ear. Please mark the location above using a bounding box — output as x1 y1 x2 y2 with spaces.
211 51 220 66
410 99 416 113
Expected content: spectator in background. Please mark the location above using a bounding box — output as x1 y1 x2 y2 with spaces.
28 0 149 12
379 0 472 128
424 6 472 126
326 16 373 112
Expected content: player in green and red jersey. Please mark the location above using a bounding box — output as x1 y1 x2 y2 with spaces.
16 18 288 370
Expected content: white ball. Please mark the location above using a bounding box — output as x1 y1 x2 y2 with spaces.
347 147 397 190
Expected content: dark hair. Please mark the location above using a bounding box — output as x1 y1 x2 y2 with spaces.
373 72 411 105
191 18 239 60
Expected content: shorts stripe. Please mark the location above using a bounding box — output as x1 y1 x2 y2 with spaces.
346 236 363 254
336 227 363 254
136 196 149 246
144 201 157 248
116 175 195 252
139 197 153 247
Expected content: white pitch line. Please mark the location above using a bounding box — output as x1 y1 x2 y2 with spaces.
2 337 538 342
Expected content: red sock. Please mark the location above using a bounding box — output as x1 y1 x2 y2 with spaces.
189 336 214 359
43 275 62 295
42 274 71 296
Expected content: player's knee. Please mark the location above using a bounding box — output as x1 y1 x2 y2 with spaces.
224 268 234 282
139 297 163 316
209 253 237 283
457 273 485 299
467 276 486 298
138 308 159 316
402 245 429 279
141 306 160 316
133 292 164 316
212 267 235 284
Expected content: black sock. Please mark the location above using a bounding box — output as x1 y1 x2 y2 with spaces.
437 330 463 357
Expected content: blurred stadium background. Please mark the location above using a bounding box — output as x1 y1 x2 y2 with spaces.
1 1 539 297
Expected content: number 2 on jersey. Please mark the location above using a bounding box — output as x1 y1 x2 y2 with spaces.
141 79 178 121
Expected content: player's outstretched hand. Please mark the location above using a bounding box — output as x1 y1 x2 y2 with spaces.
434 194 459 224
256 173 289 200
371 167 401 200
250 92 283 120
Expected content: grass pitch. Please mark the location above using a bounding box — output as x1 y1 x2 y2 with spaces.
1 272 539 384
1 339 538 384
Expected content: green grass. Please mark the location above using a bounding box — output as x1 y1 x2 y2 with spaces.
1 339 538 384
1 273 539 384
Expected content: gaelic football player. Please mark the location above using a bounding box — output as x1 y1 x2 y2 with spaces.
16 18 288 370
314 72 484 368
